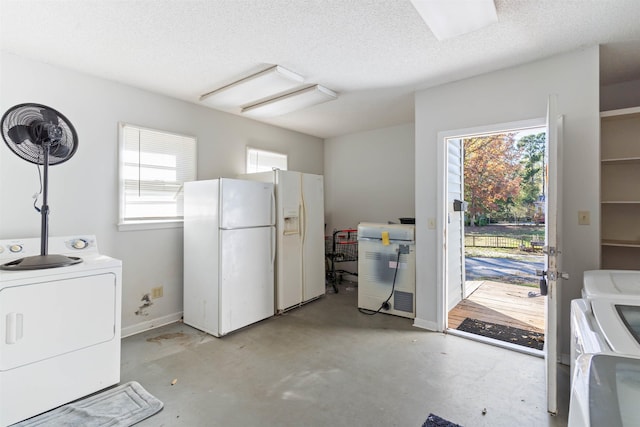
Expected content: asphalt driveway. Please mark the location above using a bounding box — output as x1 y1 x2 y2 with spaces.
465 256 545 284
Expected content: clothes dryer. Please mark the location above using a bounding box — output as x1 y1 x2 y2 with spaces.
0 236 122 426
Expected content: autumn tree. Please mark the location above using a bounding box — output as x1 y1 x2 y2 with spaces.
464 133 522 226
517 132 546 217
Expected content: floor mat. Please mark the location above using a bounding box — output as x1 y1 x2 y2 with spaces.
13 381 163 427
422 413 464 427
456 317 544 350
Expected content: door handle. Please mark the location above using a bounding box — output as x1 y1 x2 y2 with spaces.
271 227 276 267
539 277 548 296
270 190 276 226
298 173 304 240
534 270 548 295
5 312 24 344
534 269 568 296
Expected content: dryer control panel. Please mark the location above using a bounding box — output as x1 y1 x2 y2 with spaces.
0 235 98 261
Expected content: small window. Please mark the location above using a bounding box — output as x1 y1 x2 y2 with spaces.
246 147 287 173
119 123 196 229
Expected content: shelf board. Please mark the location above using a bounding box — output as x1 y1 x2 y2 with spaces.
601 200 640 204
602 157 640 164
602 239 640 248
601 106 640 119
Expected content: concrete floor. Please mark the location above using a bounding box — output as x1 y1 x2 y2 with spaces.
121 284 570 427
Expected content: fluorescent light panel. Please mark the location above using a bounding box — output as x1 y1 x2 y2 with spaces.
410 0 497 41
241 85 337 118
199 65 304 108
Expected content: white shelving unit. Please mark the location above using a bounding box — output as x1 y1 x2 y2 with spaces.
600 106 640 269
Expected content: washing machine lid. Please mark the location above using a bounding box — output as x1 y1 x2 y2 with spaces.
591 299 640 355
583 270 640 300
585 354 640 427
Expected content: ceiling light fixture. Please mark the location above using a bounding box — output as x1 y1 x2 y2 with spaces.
241 85 338 118
199 65 304 109
409 0 497 41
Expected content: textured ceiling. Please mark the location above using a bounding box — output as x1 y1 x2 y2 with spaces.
2 0 640 138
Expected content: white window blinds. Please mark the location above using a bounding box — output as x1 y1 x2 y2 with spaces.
120 124 196 223
246 147 287 173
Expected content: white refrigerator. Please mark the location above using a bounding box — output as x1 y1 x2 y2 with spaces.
183 178 275 337
240 170 325 312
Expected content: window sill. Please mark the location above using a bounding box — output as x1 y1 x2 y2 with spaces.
118 220 183 232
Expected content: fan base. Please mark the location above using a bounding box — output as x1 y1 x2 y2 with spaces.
0 254 82 270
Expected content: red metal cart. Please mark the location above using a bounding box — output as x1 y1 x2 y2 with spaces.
325 228 358 293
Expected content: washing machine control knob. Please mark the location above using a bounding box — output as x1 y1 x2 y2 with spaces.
72 239 88 250
9 244 22 253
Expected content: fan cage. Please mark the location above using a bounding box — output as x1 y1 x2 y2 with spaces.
1 103 78 165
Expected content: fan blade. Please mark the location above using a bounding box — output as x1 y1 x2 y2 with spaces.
50 141 71 158
7 125 32 144
41 109 59 124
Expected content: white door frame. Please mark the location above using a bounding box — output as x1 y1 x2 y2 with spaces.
436 117 546 332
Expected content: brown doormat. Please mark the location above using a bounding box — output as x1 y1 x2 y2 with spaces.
456 317 544 350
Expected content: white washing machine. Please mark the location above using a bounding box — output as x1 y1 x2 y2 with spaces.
588 299 640 354
570 299 609 372
569 270 640 426
571 270 640 374
0 236 122 426
568 353 640 427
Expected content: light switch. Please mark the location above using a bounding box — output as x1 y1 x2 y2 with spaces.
427 218 436 229
578 210 590 225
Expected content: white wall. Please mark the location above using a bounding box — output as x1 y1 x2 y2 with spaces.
324 123 415 233
0 52 323 335
415 47 601 358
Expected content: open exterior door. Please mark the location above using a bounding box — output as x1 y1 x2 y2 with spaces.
544 94 564 415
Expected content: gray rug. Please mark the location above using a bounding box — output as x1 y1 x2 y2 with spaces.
13 381 163 427
422 413 463 427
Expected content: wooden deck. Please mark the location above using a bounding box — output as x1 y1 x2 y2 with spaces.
448 280 545 333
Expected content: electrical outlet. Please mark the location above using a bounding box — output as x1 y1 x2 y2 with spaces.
151 286 164 299
578 210 590 225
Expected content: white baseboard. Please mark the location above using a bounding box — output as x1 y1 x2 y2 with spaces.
413 317 439 331
121 311 183 338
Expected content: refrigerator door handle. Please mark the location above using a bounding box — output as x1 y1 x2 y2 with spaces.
271 226 276 267
300 202 306 243
270 189 276 226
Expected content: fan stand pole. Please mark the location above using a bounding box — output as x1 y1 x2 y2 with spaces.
40 143 50 256
0 138 82 270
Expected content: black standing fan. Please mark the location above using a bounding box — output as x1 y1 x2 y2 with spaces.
1 103 82 270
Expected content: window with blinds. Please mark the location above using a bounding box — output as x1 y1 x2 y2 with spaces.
246 147 287 173
119 123 196 225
